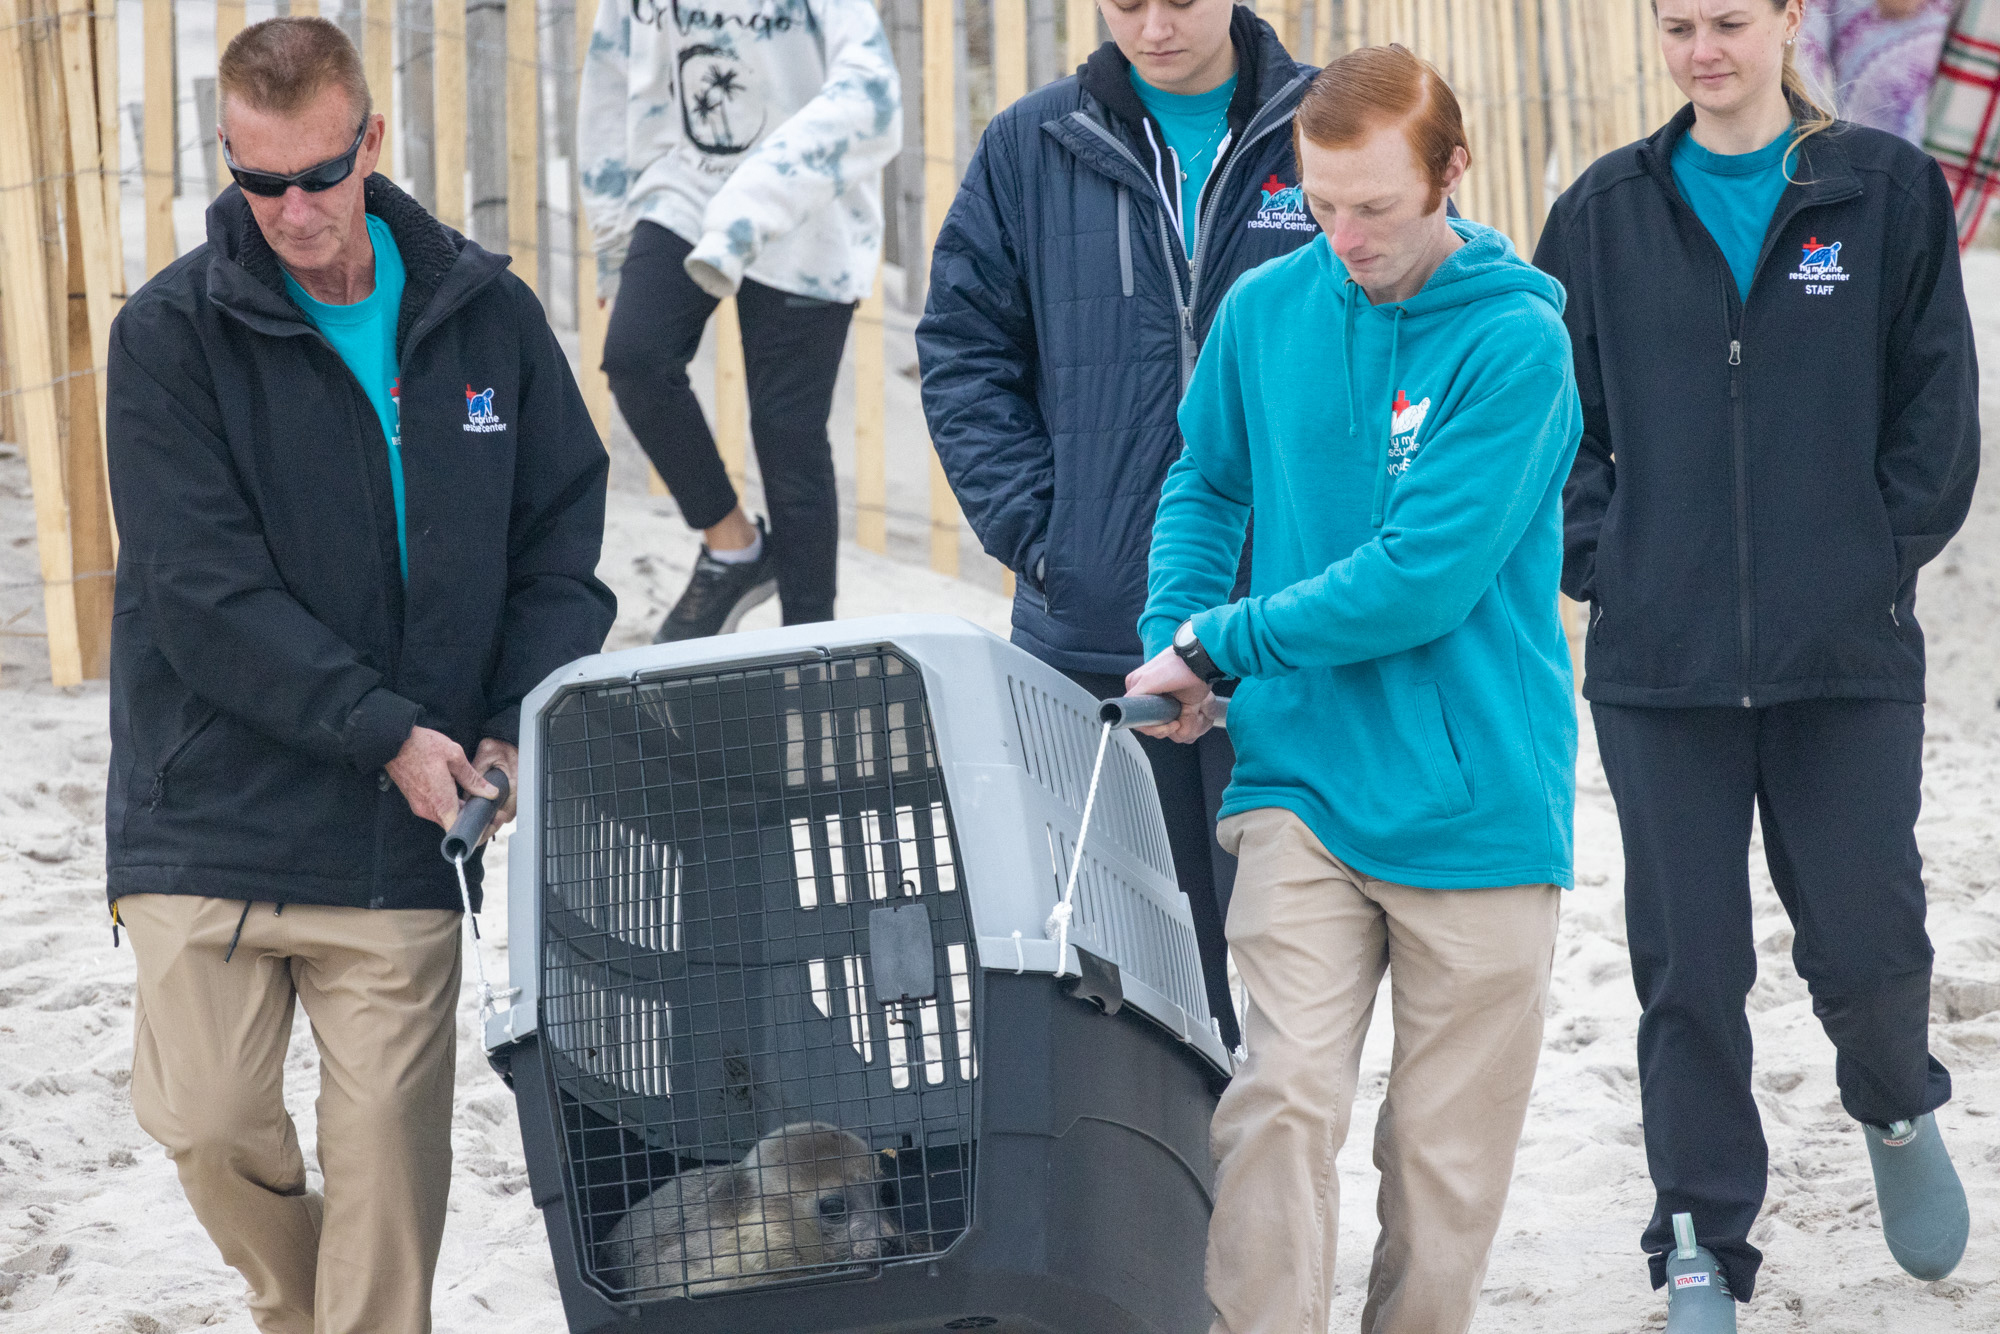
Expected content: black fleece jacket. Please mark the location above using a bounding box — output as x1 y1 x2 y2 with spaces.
1535 110 1979 708
104 176 616 912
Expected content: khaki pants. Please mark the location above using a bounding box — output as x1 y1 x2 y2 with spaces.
118 893 462 1334
1206 809 1559 1334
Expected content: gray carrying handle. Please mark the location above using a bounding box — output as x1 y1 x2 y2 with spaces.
1098 694 1229 732
440 768 510 863
1099 695 1182 730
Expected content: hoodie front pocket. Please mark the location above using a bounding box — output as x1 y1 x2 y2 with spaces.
1415 681 1473 817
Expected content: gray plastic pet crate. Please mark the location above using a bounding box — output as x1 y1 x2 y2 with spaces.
484 615 1231 1334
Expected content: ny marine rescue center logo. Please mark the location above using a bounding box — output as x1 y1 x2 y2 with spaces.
464 385 507 433
1249 174 1318 233
1790 237 1848 296
1389 391 1431 475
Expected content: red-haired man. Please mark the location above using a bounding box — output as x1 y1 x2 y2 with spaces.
1129 45 1582 1334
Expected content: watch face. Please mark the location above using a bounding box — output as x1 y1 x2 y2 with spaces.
1175 621 1196 650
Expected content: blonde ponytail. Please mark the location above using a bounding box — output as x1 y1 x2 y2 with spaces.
1782 39 1839 162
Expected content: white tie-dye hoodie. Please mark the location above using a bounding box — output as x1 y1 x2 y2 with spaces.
579 0 901 303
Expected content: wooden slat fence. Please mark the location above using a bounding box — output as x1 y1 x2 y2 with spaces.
0 0 1678 684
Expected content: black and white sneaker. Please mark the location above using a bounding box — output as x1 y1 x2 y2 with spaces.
653 520 779 643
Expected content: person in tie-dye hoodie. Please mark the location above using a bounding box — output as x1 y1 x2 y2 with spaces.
580 0 901 640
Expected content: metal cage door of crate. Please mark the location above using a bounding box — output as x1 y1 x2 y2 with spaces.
535 647 981 1300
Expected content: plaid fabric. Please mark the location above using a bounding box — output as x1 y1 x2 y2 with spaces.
1924 0 2000 247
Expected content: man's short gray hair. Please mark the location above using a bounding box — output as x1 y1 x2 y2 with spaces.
219 17 371 126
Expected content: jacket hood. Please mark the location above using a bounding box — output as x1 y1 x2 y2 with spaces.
1315 219 1565 524
1322 218 1566 319
1079 5 1303 143
204 174 504 353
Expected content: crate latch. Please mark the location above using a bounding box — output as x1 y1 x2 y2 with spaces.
870 902 938 1004
1065 946 1123 1016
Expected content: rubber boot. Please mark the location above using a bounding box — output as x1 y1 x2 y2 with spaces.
1664 1213 1737 1333
1865 1113 1969 1281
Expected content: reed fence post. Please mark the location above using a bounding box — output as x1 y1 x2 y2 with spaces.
1064 0 1092 73
0 0 85 685
434 0 467 230
57 0 115 449
854 275 887 553
91 0 121 307
1520 0 1548 245
143 0 174 275
215 2 246 189
63 170 115 678
1495 0 1527 248
572 0 613 442
924 0 962 576
366 0 395 173
507 0 539 292
993 0 1025 106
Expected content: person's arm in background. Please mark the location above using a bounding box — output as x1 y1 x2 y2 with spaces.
1532 212 1612 604
577 0 634 300
1879 159 1980 587
916 121 1056 587
1187 319 1580 680
682 0 902 295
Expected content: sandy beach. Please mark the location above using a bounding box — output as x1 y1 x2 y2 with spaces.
2 256 1995 1332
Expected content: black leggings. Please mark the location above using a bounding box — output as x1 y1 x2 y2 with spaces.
602 221 855 624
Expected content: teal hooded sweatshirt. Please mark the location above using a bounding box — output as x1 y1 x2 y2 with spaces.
1141 219 1581 890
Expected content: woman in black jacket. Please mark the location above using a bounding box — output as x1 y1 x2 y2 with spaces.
1533 1 1978 1328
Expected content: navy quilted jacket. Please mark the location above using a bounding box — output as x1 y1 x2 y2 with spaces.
917 9 1316 673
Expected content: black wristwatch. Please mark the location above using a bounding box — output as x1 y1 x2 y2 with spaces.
1173 619 1229 687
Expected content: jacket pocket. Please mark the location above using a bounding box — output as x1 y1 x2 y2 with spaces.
1415 681 1473 817
147 707 220 811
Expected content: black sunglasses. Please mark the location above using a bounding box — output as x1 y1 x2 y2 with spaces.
222 119 368 197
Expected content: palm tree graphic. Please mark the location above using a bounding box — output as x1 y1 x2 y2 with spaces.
697 65 744 145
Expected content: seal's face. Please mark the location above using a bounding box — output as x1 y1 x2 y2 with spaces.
758 1124 902 1263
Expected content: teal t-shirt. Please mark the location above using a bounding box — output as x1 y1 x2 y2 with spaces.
1128 67 1238 256
284 213 408 580
1671 126 1795 302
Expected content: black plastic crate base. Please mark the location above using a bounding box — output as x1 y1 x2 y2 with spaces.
497 972 1226 1334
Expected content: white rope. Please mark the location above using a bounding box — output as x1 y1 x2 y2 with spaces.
1046 720 1113 979
453 852 518 1021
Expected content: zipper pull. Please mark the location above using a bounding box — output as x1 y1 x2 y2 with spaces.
1182 306 1194 337
1728 340 1741 366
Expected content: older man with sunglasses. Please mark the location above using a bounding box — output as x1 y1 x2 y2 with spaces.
103 17 614 1331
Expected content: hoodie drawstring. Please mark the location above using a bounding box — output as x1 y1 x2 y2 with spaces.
1342 286 1360 439
1369 305 1407 529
